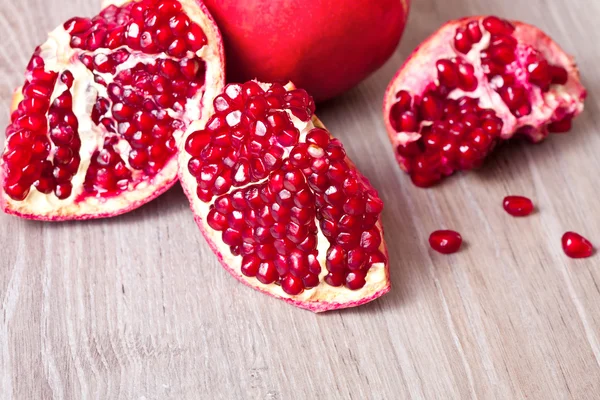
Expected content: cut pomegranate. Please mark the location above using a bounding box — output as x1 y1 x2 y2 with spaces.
383 16 586 187
179 81 390 312
503 195 534 216
1 0 224 220
562 232 594 259
429 230 462 254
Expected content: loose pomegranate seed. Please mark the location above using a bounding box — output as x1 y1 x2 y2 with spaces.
429 230 463 254
503 195 534 217
562 232 594 259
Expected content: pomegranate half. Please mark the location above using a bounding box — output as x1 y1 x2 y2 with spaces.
383 16 586 187
179 81 390 312
1 0 224 220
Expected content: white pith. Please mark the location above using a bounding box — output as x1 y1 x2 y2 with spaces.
386 18 586 155
179 82 390 311
2 0 225 219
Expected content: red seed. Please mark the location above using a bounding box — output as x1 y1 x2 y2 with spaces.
562 232 594 259
482 16 515 36
503 195 534 217
345 271 366 290
436 59 458 88
454 27 472 54
429 230 462 254
281 274 304 295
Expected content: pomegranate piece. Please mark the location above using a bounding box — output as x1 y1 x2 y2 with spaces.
562 232 594 259
503 195 534 217
1 0 224 220
429 230 462 254
179 81 390 312
383 16 586 187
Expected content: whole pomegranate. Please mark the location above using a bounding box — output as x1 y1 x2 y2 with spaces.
1 0 225 220
179 81 390 311
201 0 411 102
383 16 586 187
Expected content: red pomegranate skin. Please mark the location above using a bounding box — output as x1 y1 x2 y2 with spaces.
203 0 410 102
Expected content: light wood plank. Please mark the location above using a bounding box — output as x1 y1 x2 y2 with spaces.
2 0 600 398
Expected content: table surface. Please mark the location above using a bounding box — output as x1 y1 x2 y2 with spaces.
2 0 600 399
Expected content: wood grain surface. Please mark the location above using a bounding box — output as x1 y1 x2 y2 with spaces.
2 0 600 399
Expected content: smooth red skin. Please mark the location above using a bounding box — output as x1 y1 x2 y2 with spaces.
429 230 463 254
203 0 410 102
562 232 594 259
503 195 534 217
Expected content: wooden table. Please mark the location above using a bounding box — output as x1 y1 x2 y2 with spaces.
2 0 600 398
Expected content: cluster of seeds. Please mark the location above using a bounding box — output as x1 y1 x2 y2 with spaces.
389 16 574 188
3 0 208 201
391 93 504 187
455 16 569 118
187 82 386 293
3 56 79 200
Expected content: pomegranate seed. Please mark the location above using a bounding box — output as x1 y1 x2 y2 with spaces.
454 28 472 53
256 261 278 284
503 195 534 217
281 274 304 295
467 21 482 42
550 66 568 85
436 59 458 88
64 17 92 34
186 24 207 51
420 94 442 120
5 182 30 200
54 182 73 199
167 39 187 57
562 232 594 259
457 63 478 91
324 272 344 287
482 16 515 35
169 13 190 37
345 271 366 290
429 230 462 254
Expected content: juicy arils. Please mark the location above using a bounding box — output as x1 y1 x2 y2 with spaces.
179 81 390 312
383 16 586 187
1 0 224 220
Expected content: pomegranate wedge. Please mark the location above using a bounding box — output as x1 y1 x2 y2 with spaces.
180 81 390 312
1 0 224 220
383 16 586 187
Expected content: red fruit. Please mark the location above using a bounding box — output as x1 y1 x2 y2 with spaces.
1 0 225 220
562 232 594 259
200 0 410 102
179 81 390 312
383 16 586 187
503 195 534 217
429 230 462 254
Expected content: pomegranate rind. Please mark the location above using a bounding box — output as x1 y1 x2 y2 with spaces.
179 83 390 312
0 0 226 221
383 16 586 174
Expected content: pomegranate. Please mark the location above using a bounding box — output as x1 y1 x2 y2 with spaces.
383 16 586 187
179 81 390 311
562 232 594 259
1 0 224 220
503 195 534 217
195 0 410 102
429 230 462 254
